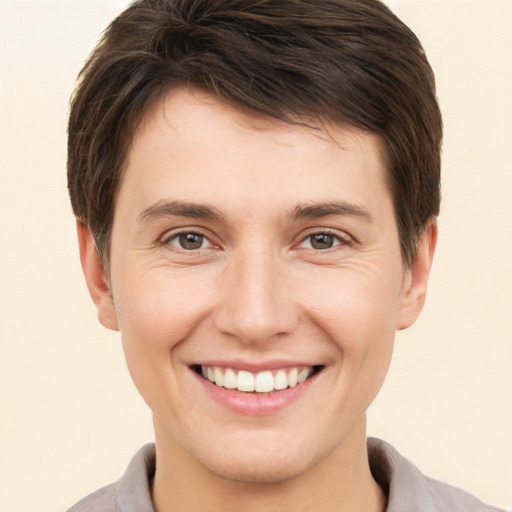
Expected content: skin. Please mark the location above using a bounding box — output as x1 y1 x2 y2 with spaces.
79 88 436 512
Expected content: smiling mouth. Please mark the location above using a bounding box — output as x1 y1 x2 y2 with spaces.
191 365 323 393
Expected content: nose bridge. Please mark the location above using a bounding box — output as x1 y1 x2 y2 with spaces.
213 244 298 344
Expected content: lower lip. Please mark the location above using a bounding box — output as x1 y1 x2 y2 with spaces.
193 369 320 416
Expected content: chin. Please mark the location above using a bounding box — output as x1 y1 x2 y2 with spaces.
204 453 310 484
192 434 325 485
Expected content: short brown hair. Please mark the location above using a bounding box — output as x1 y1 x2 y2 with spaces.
68 0 442 268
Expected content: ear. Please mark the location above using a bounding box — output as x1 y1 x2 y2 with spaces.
77 221 119 331
396 220 438 330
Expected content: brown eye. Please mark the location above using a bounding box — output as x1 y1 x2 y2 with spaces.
310 233 335 250
299 232 345 251
179 233 204 250
166 232 211 250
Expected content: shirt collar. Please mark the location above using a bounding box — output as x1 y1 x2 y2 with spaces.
114 439 498 512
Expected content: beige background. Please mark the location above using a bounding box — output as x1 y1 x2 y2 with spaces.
0 1 510 511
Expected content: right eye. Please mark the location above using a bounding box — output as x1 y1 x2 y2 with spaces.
164 231 213 251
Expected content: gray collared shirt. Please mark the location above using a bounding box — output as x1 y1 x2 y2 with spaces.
67 438 502 512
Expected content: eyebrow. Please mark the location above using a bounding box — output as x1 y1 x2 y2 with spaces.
137 200 225 223
288 201 373 222
137 199 372 224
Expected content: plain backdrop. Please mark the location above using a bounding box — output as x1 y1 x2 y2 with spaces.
0 1 511 511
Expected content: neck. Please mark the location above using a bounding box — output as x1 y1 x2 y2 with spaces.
151 416 386 512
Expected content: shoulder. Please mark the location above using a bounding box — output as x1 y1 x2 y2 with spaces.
66 483 117 512
423 477 503 512
368 438 503 512
65 444 156 512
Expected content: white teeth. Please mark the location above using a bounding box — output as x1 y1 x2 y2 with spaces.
254 371 274 392
274 369 288 390
223 368 237 389
297 368 309 384
200 365 315 393
237 370 255 392
213 367 224 387
288 368 298 387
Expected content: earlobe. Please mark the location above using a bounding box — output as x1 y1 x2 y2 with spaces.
397 220 438 330
76 222 119 331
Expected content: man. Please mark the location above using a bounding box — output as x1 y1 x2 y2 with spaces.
66 0 500 510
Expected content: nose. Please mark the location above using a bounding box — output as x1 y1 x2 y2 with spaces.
212 247 299 345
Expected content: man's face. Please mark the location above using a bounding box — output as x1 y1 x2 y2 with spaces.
83 88 432 483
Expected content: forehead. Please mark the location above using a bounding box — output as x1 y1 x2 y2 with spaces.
135 88 384 156
118 87 391 220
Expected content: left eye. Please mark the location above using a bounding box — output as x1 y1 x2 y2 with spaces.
299 233 343 250
167 232 212 250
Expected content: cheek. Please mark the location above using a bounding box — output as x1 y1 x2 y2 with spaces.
111 269 210 413
297 266 399 395
299 264 402 340
110 272 208 412
113 267 212 351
